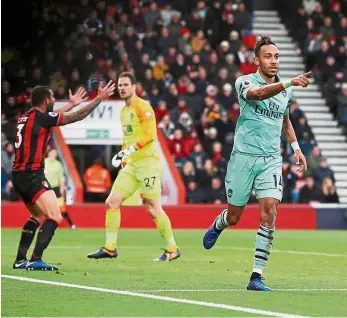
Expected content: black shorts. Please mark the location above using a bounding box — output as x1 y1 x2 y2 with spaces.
12 170 52 203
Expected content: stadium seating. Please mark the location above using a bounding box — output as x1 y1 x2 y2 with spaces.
1 0 344 204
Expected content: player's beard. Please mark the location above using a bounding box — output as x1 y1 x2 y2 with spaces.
47 102 54 112
260 66 277 80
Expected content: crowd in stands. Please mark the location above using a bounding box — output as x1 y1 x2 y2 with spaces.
276 0 347 131
2 0 342 204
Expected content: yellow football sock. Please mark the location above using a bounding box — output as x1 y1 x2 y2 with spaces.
105 209 120 250
154 211 177 252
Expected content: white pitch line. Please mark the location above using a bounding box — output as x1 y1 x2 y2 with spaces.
227 247 347 258
2 275 307 318
136 289 347 293
2 245 347 258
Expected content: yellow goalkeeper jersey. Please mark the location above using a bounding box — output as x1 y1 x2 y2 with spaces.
120 96 159 163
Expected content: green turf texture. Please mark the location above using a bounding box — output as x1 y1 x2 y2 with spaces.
2 229 347 317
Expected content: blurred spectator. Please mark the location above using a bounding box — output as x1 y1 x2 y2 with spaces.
187 9 204 34
186 181 205 203
152 55 169 80
205 177 226 204
284 161 302 202
83 9 103 36
307 145 323 176
198 159 219 188
1 141 15 177
236 3 252 31
167 12 182 37
149 85 162 108
1 167 10 200
168 128 188 159
314 157 336 185
218 84 235 109
163 83 178 110
295 116 316 155
324 71 345 118
144 2 160 28
337 83 347 127
321 177 339 203
298 175 323 203
178 27 191 53
84 157 111 202
155 100 169 123
158 114 175 139
211 141 223 166
178 112 194 135
55 86 68 100
157 27 176 55
240 54 258 75
320 16 335 40
289 99 304 122
165 46 178 66
170 97 193 124
181 161 199 184
188 142 208 170
191 30 206 54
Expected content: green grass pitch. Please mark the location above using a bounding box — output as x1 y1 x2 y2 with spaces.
2 229 347 317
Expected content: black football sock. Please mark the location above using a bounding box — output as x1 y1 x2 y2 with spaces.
16 217 40 261
30 219 58 261
62 211 74 227
250 272 262 281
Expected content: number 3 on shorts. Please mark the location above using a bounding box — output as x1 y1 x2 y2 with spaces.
15 124 25 148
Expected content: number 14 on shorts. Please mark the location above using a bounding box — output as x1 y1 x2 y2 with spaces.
273 174 283 189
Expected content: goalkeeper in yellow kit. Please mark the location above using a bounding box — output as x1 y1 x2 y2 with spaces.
87 72 180 261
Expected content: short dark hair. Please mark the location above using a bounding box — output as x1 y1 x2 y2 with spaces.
31 86 51 106
118 72 137 85
254 35 277 57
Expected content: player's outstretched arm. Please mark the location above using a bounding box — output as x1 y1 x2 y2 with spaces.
59 81 115 126
246 71 311 101
282 115 307 172
56 87 88 114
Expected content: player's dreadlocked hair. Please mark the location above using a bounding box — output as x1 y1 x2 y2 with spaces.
254 35 277 57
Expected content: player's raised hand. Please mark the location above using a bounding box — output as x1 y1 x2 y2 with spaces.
68 87 88 106
291 71 312 88
294 149 307 173
97 80 116 100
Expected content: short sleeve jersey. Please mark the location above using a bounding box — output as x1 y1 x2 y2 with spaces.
13 109 64 171
120 96 159 163
234 71 293 156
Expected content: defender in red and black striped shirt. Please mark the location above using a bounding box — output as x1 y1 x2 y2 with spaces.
13 108 63 172
12 82 115 271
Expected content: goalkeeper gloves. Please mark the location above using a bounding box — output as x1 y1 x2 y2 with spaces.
111 145 137 168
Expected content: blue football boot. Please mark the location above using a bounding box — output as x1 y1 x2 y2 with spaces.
247 277 271 291
87 247 118 259
153 249 181 262
26 259 58 271
203 220 223 249
13 259 29 269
